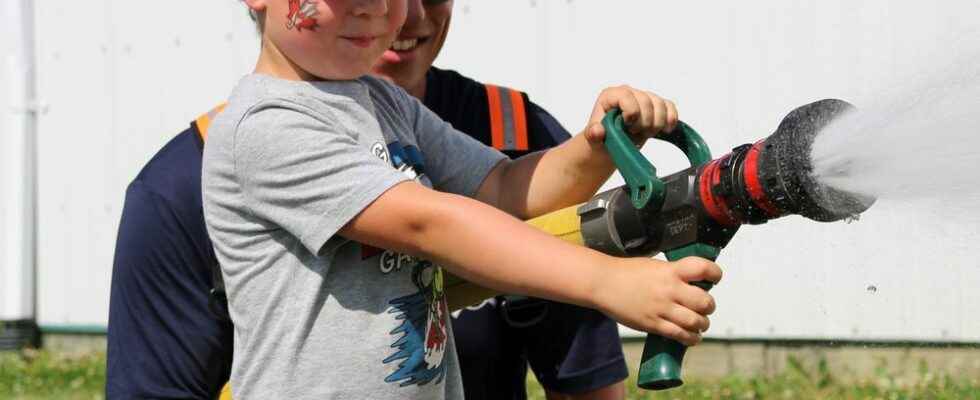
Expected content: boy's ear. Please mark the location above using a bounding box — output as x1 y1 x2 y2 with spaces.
243 0 268 12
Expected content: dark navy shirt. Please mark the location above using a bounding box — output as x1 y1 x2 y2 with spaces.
106 67 627 399
107 128 231 399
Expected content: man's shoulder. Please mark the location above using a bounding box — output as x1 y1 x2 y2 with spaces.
426 67 568 153
129 124 204 208
427 67 484 91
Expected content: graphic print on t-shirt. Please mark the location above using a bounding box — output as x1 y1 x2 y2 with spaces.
362 140 448 387
383 260 449 387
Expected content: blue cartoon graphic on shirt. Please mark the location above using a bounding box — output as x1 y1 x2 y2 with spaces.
369 139 447 387
383 260 449 387
386 141 427 181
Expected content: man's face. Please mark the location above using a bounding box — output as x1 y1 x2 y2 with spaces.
371 0 453 93
255 0 408 80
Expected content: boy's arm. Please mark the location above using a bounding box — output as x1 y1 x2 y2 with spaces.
476 86 678 219
340 180 720 346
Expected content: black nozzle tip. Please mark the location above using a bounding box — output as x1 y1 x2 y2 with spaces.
763 99 874 222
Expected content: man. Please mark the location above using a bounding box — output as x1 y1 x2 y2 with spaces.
106 1 626 398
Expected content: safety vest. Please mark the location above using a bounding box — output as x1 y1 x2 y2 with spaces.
194 103 226 142
483 84 530 152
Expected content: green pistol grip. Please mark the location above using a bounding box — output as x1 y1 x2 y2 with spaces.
638 243 720 390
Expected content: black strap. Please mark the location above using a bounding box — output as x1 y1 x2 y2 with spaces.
499 295 549 328
208 261 231 322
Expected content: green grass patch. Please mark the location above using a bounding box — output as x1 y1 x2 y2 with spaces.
0 349 105 400
527 356 980 400
3 350 979 399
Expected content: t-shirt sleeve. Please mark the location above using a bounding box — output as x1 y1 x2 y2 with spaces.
234 102 410 255
403 93 508 197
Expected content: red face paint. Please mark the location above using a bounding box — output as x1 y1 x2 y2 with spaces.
286 0 320 32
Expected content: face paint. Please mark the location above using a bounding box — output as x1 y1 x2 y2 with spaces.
286 0 320 31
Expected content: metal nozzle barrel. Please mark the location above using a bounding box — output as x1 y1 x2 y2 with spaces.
696 99 875 228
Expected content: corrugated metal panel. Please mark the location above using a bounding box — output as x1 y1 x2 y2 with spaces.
0 0 37 322
31 0 980 342
441 0 980 342
34 0 257 326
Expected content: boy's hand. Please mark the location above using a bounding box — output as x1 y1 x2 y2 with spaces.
594 256 721 346
584 85 678 144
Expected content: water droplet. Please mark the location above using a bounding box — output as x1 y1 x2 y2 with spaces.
866 285 877 293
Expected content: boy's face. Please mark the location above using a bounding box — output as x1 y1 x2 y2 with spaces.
252 0 408 80
371 0 453 93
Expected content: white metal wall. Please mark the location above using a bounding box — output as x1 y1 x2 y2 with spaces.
21 0 980 341
1 0 37 322
31 0 257 327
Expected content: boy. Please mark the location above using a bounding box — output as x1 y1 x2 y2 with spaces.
204 0 721 398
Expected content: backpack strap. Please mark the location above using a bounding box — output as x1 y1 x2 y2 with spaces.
194 103 227 142
483 84 529 151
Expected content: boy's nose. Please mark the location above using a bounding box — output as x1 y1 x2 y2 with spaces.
350 0 388 17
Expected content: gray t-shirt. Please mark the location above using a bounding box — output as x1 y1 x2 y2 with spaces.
202 74 507 399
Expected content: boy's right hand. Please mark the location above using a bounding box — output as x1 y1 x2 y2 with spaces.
583 85 679 145
594 256 722 346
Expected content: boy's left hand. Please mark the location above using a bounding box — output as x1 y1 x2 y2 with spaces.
584 85 678 145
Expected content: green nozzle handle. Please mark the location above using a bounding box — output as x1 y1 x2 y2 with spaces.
600 110 660 209
601 110 712 210
601 111 717 390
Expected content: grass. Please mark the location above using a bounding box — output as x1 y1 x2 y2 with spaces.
3 350 979 399
527 356 980 400
0 349 105 400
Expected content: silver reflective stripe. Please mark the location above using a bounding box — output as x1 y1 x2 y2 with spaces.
495 86 518 151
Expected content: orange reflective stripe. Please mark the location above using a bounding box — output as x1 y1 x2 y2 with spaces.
195 103 227 142
484 84 505 149
507 89 529 151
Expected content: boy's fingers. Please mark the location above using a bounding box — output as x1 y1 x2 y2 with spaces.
677 285 717 315
675 256 723 284
617 90 642 127
665 99 679 132
654 320 703 347
585 122 605 142
649 93 667 135
633 92 656 135
665 305 711 333
589 99 609 125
